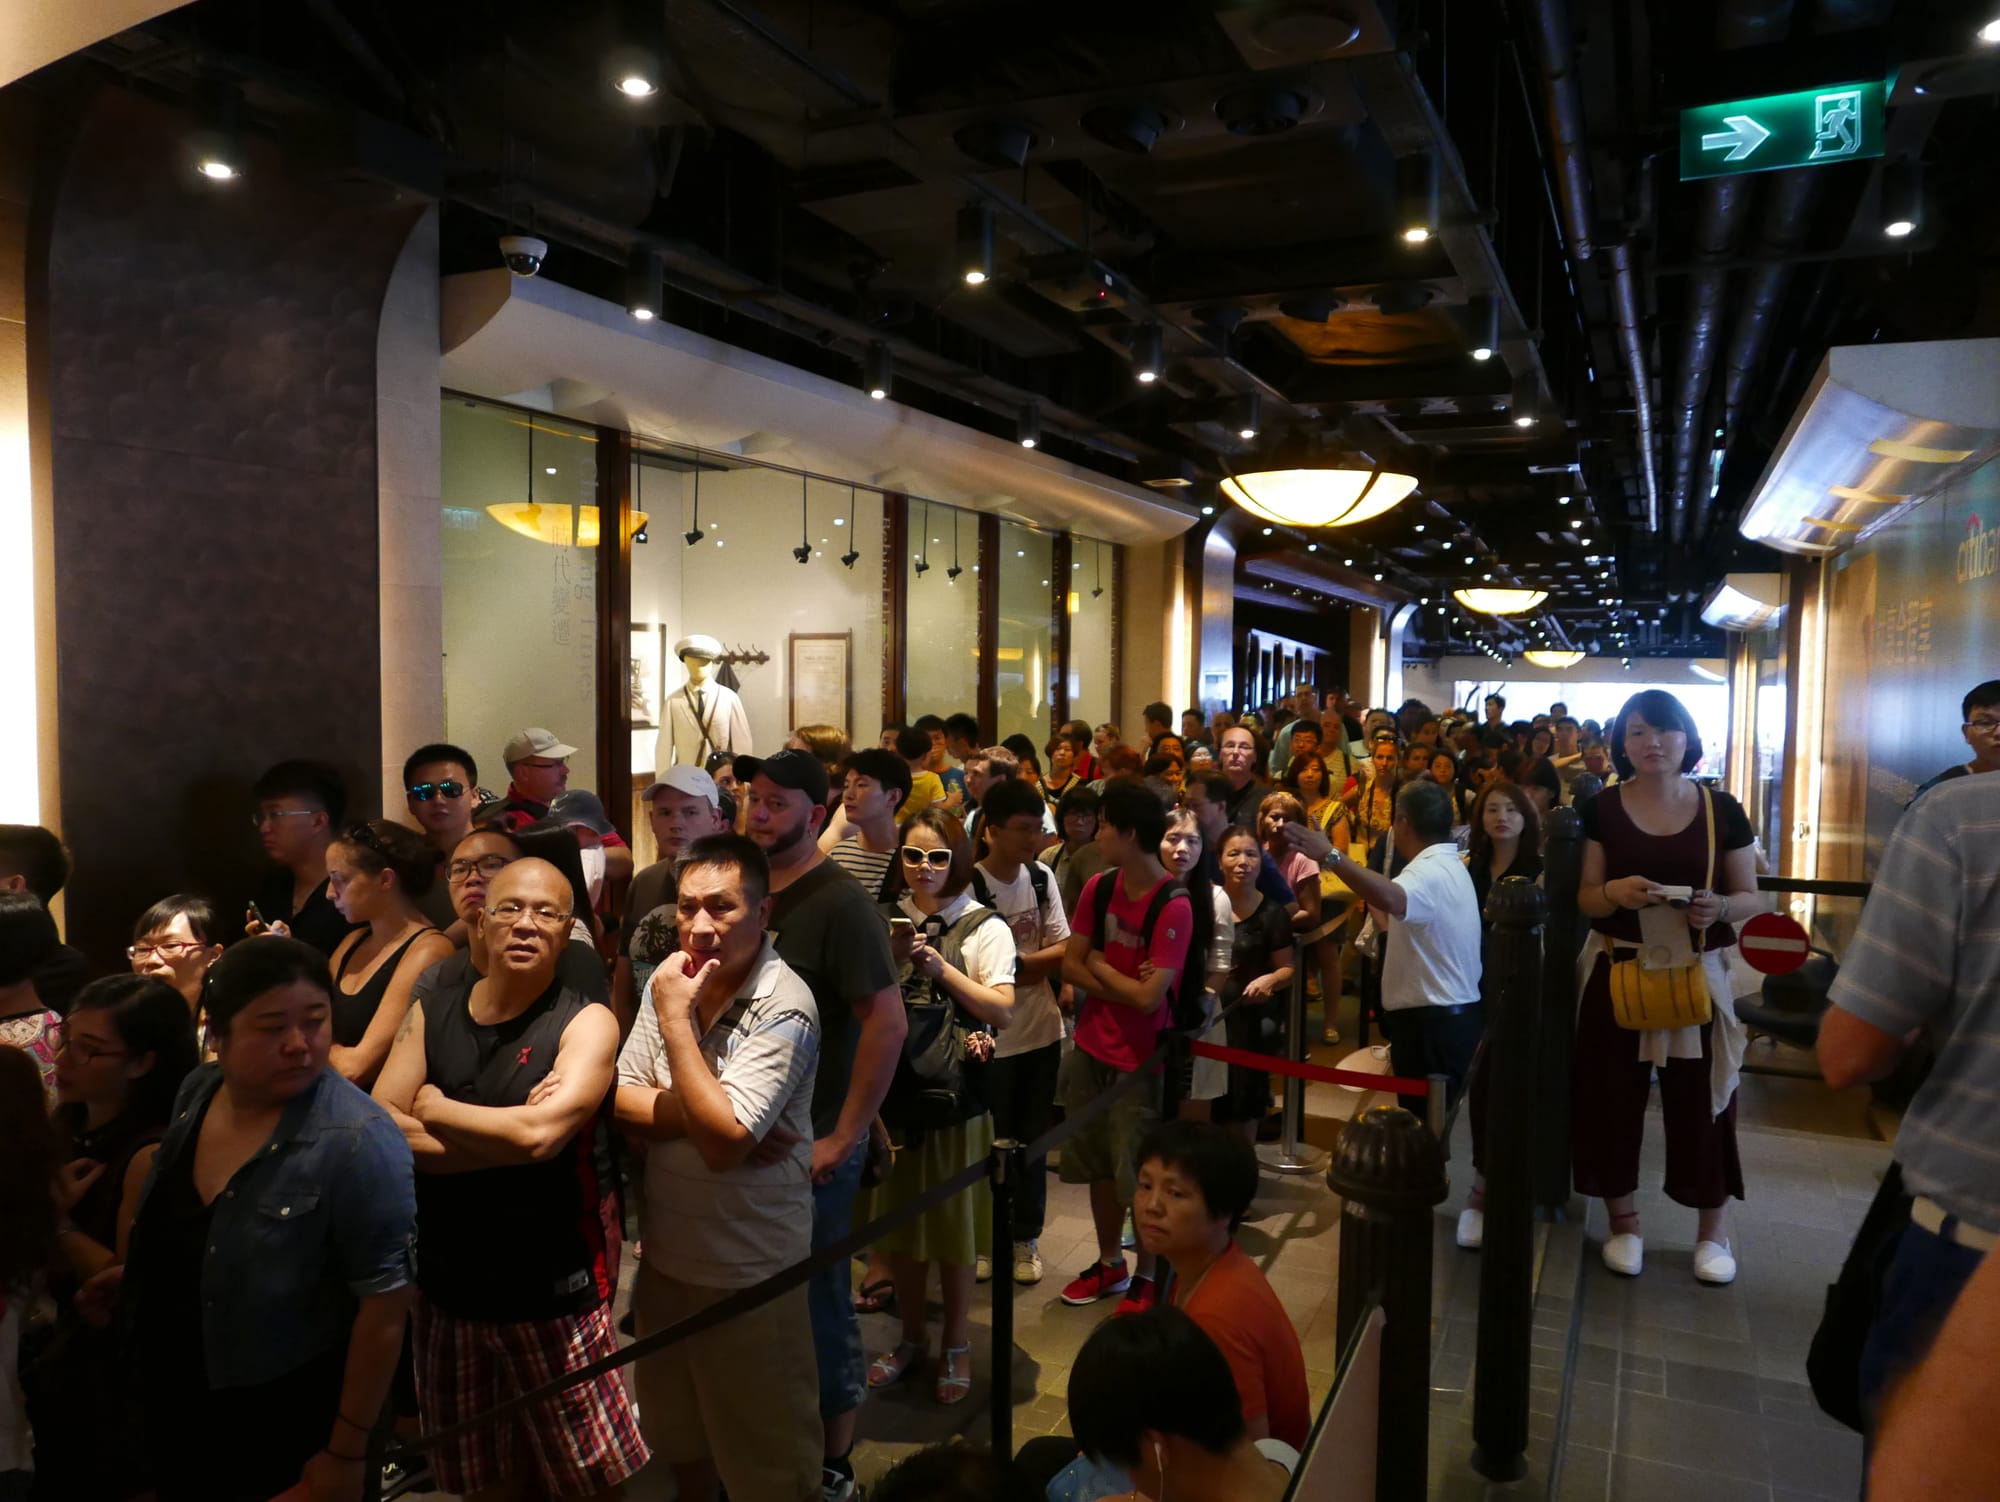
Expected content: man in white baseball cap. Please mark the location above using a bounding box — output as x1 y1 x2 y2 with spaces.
614 766 733 1034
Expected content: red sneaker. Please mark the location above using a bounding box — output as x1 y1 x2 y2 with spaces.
1059 1259 1132 1306
1113 1275 1157 1316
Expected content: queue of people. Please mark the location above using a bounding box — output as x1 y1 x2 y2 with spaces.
0 679 1802 1502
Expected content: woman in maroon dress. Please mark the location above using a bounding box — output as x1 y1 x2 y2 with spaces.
1573 690 1765 1286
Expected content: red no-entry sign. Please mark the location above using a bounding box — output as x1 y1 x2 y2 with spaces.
1740 912 1812 975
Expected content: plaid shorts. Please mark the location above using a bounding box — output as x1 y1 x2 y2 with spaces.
413 1298 649 1498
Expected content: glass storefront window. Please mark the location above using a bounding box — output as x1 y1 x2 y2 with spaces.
905 500 979 723
1069 535 1116 731
441 398 599 799
998 521 1054 751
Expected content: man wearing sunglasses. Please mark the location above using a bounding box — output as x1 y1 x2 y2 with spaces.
404 741 481 929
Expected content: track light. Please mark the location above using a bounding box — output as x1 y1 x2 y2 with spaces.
190 77 245 181
1880 159 1922 239
626 249 662 321
1465 293 1499 361
633 524 649 544
957 203 994 286
1396 152 1440 244
864 342 892 401
1509 375 1539 428
1018 405 1042 449
1132 324 1164 384
1232 392 1262 441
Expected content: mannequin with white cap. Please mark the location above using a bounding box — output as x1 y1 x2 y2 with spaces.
656 633 753 772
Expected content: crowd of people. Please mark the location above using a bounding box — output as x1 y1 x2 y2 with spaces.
1 669 1928 1502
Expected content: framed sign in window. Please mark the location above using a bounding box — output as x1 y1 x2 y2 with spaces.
789 631 852 736
629 624 665 728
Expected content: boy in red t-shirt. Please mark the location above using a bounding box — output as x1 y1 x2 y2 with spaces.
1057 782 1193 1313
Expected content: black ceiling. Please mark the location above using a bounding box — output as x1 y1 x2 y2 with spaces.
58 0 2000 659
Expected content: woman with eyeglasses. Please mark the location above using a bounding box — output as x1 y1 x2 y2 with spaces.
323 820 454 1088
128 894 227 1025
860 809 1017 1406
27 975 198 1497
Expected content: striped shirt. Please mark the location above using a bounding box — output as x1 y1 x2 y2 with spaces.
617 940 819 1287
1828 774 2000 1231
828 838 897 902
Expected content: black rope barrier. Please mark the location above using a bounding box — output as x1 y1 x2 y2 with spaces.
382 1037 1180 1462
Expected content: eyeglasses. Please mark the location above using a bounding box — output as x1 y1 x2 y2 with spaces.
128 940 208 960
488 900 573 928
448 854 513 883
1966 718 2000 733
516 758 567 770
251 808 320 829
56 1038 128 1064
409 780 468 802
899 847 953 869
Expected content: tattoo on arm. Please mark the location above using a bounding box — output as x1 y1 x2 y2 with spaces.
395 1003 421 1043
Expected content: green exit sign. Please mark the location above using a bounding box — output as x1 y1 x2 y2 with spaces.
1679 81 1885 181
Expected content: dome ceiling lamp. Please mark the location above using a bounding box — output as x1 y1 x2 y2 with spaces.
1523 649 1586 668
1454 586 1549 615
1220 452 1419 530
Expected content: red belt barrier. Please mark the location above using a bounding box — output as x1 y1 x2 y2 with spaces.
1188 1040 1430 1096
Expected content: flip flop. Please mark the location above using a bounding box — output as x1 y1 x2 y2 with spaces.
853 1279 897 1315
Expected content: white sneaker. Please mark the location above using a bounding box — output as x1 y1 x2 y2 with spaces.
975 1253 993 1284
1693 1240 1738 1285
1602 1232 1645 1277
1456 1208 1484 1250
1013 1239 1044 1285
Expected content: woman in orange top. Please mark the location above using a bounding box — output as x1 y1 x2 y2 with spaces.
1129 1120 1309 1448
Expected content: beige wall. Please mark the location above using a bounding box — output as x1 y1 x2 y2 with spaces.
0 87 52 828
1119 538 1188 729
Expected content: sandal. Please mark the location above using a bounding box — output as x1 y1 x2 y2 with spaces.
867 1340 925 1389
935 1343 973 1405
854 1279 897 1315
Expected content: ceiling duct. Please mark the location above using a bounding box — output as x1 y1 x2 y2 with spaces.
1737 339 2000 555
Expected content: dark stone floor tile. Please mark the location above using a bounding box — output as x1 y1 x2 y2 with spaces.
1552 1445 1609 1502
1763 1418 1863 1498
1663 1359 1763 1412
1607 1455 1772 1502
1617 1392 1770 1482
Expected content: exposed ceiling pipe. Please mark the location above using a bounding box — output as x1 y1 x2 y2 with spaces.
1525 0 1656 529
1607 241 1660 533
1523 0 1592 262
1664 176 1748 549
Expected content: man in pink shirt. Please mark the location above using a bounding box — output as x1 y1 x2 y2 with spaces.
1058 782 1193 1314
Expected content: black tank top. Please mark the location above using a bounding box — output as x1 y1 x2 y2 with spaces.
415 978 616 1321
331 927 437 1046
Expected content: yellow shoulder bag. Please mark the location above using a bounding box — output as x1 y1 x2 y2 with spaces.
1607 786 1716 1031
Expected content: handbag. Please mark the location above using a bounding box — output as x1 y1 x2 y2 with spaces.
889 906 1001 1132
1806 1159 1911 1431
1607 787 1716 1031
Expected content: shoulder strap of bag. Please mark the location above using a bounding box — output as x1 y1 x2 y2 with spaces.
1028 861 1049 906
969 868 993 907
1702 785 1717 893
1090 871 1115 946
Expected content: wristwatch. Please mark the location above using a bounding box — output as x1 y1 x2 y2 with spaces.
1319 845 1345 871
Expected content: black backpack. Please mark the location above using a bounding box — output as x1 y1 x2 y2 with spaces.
885 903 1005 1133
1088 873 1207 1033
969 863 1052 988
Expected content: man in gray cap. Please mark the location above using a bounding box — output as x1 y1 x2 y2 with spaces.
658 634 753 774
491 726 579 831
613 767 733 1037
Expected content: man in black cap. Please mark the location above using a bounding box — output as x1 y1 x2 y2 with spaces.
735 748 904 1502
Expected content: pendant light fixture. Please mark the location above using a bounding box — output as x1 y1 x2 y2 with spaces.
1018 405 1042 449
683 451 704 546
914 502 931 576
190 76 245 181
793 473 812 563
1523 649 1585 669
1880 158 1922 239
1454 587 1549 615
626 248 662 321
1396 152 1439 243
1232 392 1262 441
946 511 963 581
1091 541 1105 600
1221 451 1418 529
864 342 892 401
840 486 861 568
1509 373 1539 428
957 203 995 286
1131 324 1164 384
1465 293 1499 361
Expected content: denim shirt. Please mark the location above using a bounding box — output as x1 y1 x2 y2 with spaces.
125 1063 417 1389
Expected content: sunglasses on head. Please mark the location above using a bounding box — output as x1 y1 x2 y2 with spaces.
409 781 467 802
899 846 953 869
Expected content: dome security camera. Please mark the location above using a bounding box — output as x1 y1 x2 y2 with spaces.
500 234 547 277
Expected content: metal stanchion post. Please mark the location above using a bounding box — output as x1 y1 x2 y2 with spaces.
1261 968 1327 1175
1328 1106 1448 1502
988 1137 1019 1457
1536 806 1583 1214
1472 878 1546 1483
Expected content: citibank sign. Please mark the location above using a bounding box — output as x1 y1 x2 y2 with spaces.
1957 513 1999 585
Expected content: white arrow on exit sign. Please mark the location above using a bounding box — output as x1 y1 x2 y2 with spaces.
1701 115 1773 162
